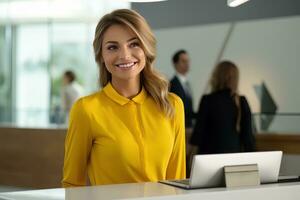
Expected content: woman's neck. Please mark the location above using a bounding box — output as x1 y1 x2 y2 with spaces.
111 77 141 99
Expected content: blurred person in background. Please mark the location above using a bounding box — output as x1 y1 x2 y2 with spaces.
190 60 255 154
170 49 195 176
61 70 83 122
170 49 194 129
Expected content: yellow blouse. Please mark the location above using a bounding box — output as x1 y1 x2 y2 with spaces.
62 83 186 187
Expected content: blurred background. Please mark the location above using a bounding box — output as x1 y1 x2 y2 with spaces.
0 0 130 127
0 0 300 192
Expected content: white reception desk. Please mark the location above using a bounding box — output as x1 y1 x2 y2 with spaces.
1 181 300 200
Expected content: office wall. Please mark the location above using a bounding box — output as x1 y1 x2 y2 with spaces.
222 16 300 114
153 16 300 123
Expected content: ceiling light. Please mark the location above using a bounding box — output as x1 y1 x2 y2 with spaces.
227 0 250 7
129 0 167 2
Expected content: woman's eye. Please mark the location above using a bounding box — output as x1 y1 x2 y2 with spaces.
130 42 140 48
107 45 118 51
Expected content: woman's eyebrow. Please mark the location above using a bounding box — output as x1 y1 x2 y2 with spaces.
127 37 138 42
104 37 138 45
104 41 118 45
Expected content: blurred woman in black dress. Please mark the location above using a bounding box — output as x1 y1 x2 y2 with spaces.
190 61 255 154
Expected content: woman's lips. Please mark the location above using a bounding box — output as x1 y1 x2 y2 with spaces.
115 62 138 68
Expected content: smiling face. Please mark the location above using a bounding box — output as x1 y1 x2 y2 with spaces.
101 24 146 85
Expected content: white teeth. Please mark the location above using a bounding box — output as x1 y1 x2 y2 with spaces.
117 62 135 68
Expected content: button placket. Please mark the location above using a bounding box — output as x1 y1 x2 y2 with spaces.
129 101 146 177
136 104 147 178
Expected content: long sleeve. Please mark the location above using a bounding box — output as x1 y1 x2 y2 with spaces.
166 95 186 180
62 99 93 187
190 96 209 148
240 96 256 152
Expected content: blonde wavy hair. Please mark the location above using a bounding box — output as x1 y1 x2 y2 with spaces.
210 60 241 132
93 9 174 117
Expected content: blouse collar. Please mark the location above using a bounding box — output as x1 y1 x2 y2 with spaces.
103 82 147 106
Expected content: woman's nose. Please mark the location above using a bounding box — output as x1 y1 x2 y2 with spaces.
119 46 131 59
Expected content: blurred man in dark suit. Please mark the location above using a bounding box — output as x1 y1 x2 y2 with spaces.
170 49 195 176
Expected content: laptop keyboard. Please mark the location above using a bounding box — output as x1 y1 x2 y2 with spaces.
172 179 190 185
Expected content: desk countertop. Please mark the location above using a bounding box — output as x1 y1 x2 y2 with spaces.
0 181 300 200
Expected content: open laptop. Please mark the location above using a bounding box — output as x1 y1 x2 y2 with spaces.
159 151 283 189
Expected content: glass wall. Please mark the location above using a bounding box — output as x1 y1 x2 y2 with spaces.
49 23 98 124
7 23 99 127
0 26 12 123
15 24 50 126
0 23 99 126
0 0 130 127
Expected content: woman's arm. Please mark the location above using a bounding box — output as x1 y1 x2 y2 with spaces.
190 96 209 150
166 95 186 180
240 96 256 152
62 99 93 187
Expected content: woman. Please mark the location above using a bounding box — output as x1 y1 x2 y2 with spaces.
61 70 83 123
62 9 186 187
190 61 255 154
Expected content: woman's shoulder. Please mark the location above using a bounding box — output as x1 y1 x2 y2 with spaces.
201 93 211 99
239 95 247 100
168 92 184 106
239 95 250 106
72 90 103 110
199 94 213 103
239 95 249 103
168 93 184 121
